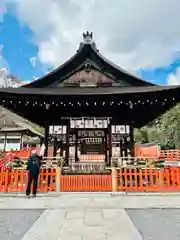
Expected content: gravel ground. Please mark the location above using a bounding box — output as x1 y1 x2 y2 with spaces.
0 209 44 240
126 208 180 240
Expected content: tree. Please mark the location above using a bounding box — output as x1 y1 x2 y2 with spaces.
157 104 180 149
135 103 180 149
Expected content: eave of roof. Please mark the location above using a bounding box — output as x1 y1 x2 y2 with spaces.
0 127 44 137
0 85 179 128
0 85 179 97
0 127 28 132
0 107 44 137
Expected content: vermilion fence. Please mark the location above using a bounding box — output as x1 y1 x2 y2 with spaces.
0 167 180 193
3 148 33 159
79 155 105 162
159 150 180 160
1 148 180 193
60 175 112 192
0 152 14 171
0 169 111 193
0 148 34 171
116 167 180 192
0 169 56 193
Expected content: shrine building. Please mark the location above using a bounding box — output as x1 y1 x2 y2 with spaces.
0 32 180 166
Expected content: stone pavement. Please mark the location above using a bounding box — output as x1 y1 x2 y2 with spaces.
1 193 180 239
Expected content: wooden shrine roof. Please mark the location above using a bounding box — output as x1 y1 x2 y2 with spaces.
0 32 180 127
22 32 155 88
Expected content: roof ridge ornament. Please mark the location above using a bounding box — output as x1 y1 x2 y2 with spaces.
83 31 93 44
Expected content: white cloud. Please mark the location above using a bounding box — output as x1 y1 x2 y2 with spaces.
4 0 180 72
168 67 180 85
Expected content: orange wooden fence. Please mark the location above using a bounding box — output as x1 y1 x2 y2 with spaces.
1 167 180 193
135 144 160 158
159 150 180 160
116 167 180 192
60 175 112 192
0 169 56 193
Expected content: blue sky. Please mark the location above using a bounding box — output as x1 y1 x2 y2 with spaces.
0 10 179 85
0 14 46 81
137 63 177 85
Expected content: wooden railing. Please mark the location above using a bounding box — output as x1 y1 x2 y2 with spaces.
60 175 112 192
0 168 56 193
115 167 180 192
0 165 179 193
0 154 177 174
0 149 180 193
3 157 64 169
159 149 180 160
111 157 162 168
1 148 180 170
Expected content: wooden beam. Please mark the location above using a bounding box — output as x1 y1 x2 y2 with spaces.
104 130 108 165
65 121 70 164
108 119 112 166
44 125 49 157
130 123 135 157
75 130 78 162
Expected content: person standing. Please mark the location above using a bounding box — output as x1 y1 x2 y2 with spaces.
26 150 41 198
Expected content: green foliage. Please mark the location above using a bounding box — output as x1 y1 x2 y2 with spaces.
134 127 159 144
7 158 25 168
135 103 180 149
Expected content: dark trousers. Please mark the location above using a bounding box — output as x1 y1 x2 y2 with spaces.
48 168 51 187
26 171 39 196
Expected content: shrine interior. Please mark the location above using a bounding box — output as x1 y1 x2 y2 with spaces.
49 118 133 166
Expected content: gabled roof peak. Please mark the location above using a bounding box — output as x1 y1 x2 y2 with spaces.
78 32 99 52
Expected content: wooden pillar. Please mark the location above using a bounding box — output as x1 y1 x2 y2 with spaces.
104 130 108 165
40 137 44 146
53 136 57 158
59 140 63 157
124 137 128 157
101 137 105 154
130 123 135 157
3 132 7 152
20 132 23 149
111 167 117 192
75 130 78 162
65 122 70 165
108 119 112 166
120 139 122 157
56 166 61 192
44 125 49 157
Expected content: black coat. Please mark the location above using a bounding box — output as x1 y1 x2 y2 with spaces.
27 154 41 176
